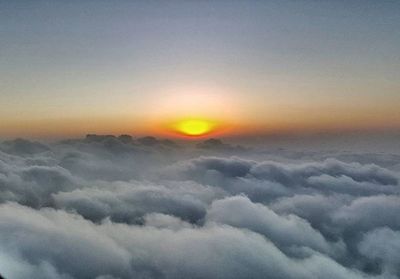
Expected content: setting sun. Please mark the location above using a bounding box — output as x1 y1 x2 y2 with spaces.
173 119 215 136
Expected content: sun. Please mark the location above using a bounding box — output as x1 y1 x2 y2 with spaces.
173 119 215 137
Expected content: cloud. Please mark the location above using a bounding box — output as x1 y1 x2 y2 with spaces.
269 194 350 241
0 163 77 208
0 139 50 156
251 158 398 187
165 156 398 189
0 135 399 278
206 195 332 254
0 203 379 279
332 195 400 232
359 228 400 276
52 181 210 224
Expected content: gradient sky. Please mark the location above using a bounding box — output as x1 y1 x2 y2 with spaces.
1 0 399 139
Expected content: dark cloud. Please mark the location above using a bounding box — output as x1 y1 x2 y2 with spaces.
0 135 399 278
332 195 400 232
251 159 398 187
206 195 333 254
196 138 247 153
53 181 209 224
163 156 398 204
0 138 50 156
358 228 400 277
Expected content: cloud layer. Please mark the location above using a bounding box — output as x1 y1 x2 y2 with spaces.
0 135 399 278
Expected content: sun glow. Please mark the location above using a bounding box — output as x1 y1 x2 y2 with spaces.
173 119 216 136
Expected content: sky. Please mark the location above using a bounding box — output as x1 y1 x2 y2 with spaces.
0 0 399 139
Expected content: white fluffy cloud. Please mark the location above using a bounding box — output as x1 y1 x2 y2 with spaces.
0 136 399 278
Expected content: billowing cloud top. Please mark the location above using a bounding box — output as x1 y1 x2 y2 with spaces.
0 135 399 279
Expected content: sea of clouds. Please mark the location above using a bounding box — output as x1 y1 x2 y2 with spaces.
0 135 399 279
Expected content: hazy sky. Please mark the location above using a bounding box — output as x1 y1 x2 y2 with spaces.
1 0 399 139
